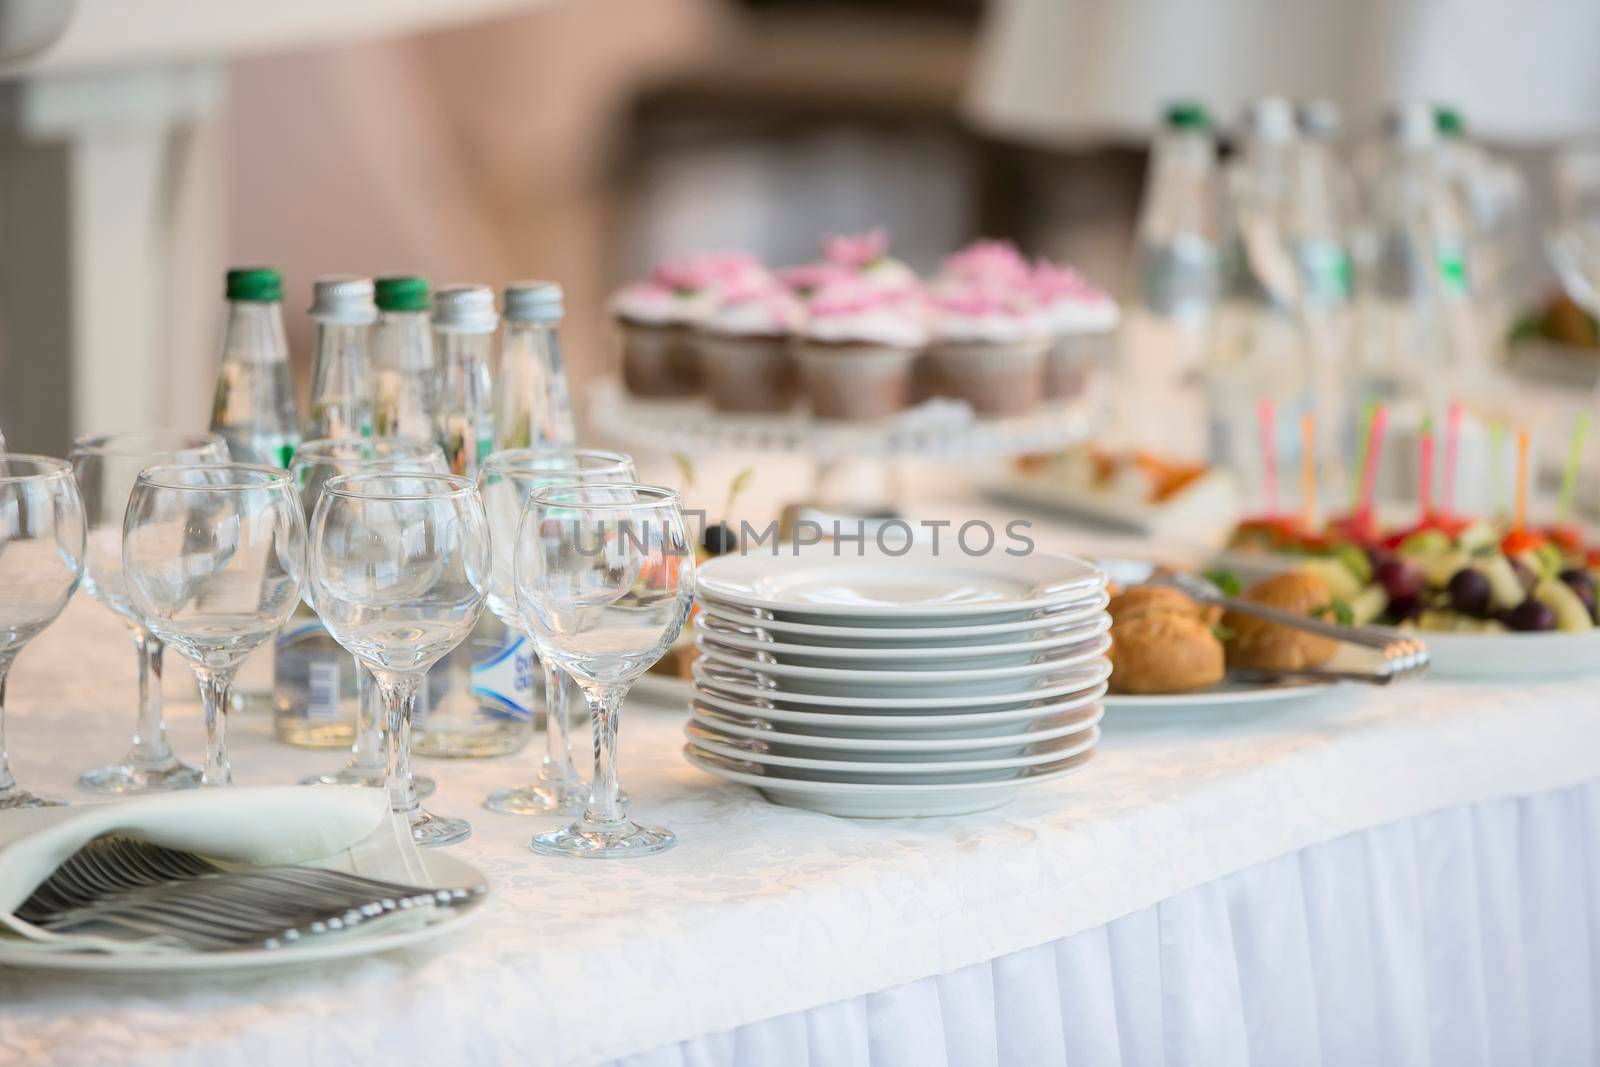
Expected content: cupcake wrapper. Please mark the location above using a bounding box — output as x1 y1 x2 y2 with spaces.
620 320 701 397
793 341 917 421
924 338 1049 416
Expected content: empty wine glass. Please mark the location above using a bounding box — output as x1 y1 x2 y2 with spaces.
122 464 304 786
290 437 448 796
0 455 86 809
309 472 489 846
515 483 694 858
71 430 228 793
477 447 635 815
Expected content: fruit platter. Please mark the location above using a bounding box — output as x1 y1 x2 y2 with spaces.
1218 512 1600 678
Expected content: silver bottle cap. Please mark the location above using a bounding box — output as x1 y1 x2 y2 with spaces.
432 284 499 333
504 280 565 323
308 275 377 326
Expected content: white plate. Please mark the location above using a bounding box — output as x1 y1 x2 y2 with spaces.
0 849 487 974
685 723 1100 780
1392 627 1600 679
700 591 1110 647
692 657 1110 710
684 745 1096 817
1103 677 1336 712
690 701 1102 755
696 543 1105 624
692 683 1108 738
696 635 1112 697
694 614 1110 670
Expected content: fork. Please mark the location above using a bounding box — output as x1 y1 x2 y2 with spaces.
1148 571 1430 684
15 836 483 951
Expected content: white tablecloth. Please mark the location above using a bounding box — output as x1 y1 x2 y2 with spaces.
2 595 1598 1067
614 780 1600 1067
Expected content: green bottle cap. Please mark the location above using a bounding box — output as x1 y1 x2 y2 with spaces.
375 275 430 313
1164 101 1210 130
226 267 282 303
1435 105 1465 138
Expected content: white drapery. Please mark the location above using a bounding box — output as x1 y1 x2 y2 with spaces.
615 779 1599 1066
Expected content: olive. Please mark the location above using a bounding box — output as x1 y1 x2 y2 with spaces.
1375 558 1426 601
701 522 738 556
1386 594 1424 624
1446 568 1492 617
1503 599 1558 632
1559 568 1597 618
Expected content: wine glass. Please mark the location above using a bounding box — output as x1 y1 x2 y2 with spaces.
122 464 305 786
71 430 228 792
0 455 86 809
309 472 489 846
515 483 694 858
477 447 635 815
290 437 448 795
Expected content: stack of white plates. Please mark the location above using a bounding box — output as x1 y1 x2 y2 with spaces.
686 543 1111 817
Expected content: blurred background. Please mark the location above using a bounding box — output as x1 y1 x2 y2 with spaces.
1 0 1599 459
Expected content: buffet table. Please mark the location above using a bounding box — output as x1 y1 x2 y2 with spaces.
3 580 1598 1066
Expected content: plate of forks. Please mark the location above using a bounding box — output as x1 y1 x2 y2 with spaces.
0 835 488 973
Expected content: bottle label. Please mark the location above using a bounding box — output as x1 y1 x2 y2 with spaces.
472 631 536 721
306 660 341 722
273 619 346 722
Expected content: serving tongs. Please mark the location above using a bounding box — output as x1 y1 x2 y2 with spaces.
1147 572 1430 686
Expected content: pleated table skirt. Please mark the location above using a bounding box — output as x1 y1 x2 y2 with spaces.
614 781 1599 1067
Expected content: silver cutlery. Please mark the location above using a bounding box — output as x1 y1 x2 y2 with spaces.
16 836 484 951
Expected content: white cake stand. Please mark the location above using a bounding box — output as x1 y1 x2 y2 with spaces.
588 376 1095 515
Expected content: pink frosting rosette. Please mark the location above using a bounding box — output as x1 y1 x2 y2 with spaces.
938 239 1031 287
816 227 920 290
928 279 1047 345
702 275 806 338
801 275 928 348
1030 259 1119 334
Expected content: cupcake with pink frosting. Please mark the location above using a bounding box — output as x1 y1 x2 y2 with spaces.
793 277 928 420
611 256 718 397
612 252 778 398
696 278 806 413
924 280 1050 416
1030 259 1120 400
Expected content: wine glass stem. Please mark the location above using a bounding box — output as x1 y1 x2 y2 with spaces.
0 658 17 799
127 625 173 764
350 660 385 773
582 683 627 826
191 667 236 786
375 672 421 816
541 655 575 778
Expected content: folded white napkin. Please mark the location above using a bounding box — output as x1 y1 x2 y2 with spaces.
0 786 419 954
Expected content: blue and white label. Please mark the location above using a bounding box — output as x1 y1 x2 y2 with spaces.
472 631 536 721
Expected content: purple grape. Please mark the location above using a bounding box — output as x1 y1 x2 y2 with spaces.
1386 594 1423 624
1504 599 1557 632
1366 545 1397 574
1508 557 1537 593
1559 569 1597 618
1446 568 1492 617
1374 558 1426 601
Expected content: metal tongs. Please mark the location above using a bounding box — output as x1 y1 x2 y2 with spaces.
1147 572 1430 685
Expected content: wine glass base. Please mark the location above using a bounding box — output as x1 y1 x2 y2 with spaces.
301 768 435 798
530 818 675 859
408 808 471 847
0 789 65 810
484 781 586 816
80 759 202 794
